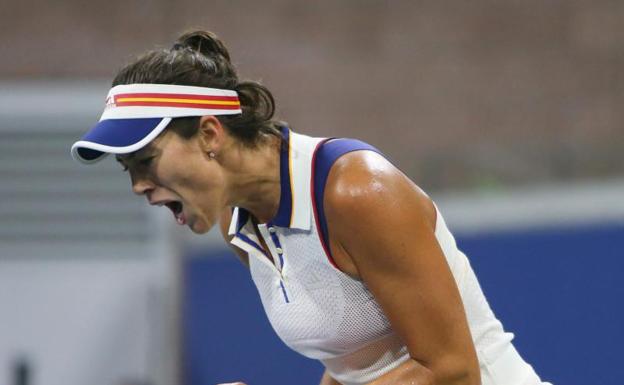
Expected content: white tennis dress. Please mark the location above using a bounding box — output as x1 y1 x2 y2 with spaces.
228 127 550 385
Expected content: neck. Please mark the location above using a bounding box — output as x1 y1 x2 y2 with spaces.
223 135 282 223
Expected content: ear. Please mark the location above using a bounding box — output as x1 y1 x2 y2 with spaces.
197 116 226 154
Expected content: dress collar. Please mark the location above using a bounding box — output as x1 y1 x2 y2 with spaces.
228 126 312 236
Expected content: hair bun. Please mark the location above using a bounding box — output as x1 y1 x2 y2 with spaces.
174 30 231 62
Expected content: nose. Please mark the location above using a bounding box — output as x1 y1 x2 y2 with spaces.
131 174 156 196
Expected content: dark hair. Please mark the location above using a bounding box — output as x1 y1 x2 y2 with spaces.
112 30 281 146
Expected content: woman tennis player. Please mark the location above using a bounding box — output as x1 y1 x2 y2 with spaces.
71 31 550 385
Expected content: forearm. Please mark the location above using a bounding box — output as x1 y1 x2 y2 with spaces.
365 355 481 385
319 369 343 385
365 358 434 385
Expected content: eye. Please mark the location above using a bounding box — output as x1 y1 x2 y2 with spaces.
138 156 155 168
117 159 129 172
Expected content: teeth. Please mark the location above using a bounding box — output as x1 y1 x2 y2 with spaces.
174 208 186 225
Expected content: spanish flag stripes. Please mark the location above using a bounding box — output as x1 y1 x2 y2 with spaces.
114 93 241 110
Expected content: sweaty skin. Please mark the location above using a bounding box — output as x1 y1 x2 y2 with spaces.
122 116 480 385
117 121 230 233
119 116 282 235
321 151 480 385
220 151 481 385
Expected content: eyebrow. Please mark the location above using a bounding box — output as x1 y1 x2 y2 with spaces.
115 147 152 164
117 146 162 170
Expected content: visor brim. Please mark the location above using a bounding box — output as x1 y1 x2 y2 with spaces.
70 117 172 163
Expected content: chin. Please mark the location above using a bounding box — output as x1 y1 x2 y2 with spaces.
188 218 213 234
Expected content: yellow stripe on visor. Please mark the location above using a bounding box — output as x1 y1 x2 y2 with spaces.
116 97 240 106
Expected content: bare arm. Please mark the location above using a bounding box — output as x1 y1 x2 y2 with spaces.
319 370 342 385
365 359 434 385
320 358 434 385
324 151 481 385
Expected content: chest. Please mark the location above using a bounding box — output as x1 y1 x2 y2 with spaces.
251 217 360 280
246 221 394 360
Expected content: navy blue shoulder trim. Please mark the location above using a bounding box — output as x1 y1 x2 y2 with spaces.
311 138 384 269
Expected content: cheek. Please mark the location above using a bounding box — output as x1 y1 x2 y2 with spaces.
164 161 224 209
154 159 202 191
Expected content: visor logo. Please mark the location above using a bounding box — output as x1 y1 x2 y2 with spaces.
104 96 116 110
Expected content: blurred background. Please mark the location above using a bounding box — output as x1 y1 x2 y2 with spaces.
1 1 622 385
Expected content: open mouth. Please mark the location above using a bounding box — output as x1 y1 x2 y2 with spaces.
164 201 186 225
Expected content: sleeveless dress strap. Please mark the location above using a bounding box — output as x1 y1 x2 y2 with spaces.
311 138 384 269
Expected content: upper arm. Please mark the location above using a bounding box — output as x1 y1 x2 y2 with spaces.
219 208 249 267
324 151 480 384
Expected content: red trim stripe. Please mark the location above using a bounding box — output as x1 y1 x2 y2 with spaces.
115 93 239 101
310 138 340 270
114 101 241 109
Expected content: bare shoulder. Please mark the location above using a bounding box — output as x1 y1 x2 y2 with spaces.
322 150 437 276
219 207 249 267
322 151 480 382
324 150 436 233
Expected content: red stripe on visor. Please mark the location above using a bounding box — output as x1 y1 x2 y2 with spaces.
71 83 243 164
114 93 240 101
114 101 241 109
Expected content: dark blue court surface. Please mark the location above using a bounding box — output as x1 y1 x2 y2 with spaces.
183 222 624 385
459 223 624 385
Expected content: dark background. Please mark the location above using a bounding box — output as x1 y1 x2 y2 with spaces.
2 0 622 191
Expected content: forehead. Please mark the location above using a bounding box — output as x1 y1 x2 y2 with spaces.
114 128 181 164
115 143 154 163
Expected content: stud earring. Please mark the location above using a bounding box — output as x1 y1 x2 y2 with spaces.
208 151 216 159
